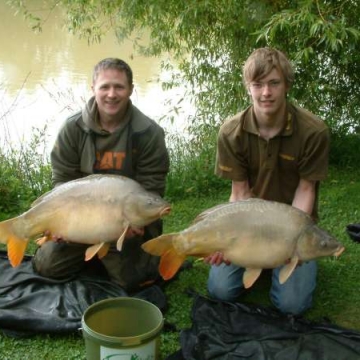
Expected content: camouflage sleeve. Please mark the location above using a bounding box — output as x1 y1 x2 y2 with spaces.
50 118 85 187
133 123 169 197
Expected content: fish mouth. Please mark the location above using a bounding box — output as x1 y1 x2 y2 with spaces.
160 206 171 217
333 246 345 258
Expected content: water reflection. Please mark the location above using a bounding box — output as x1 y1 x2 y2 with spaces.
0 1 188 152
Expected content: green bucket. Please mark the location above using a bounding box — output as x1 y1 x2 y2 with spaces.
81 297 164 360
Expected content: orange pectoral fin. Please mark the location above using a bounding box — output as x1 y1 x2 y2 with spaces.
116 225 128 251
243 268 262 289
7 236 28 267
35 235 51 246
279 256 298 284
97 242 110 259
85 243 108 261
159 249 186 281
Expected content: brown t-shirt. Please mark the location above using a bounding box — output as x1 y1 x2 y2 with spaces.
215 103 330 215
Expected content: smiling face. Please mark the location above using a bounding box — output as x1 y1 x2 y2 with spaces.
248 68 289 120
92 68 134 124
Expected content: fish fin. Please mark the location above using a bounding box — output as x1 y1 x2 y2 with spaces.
243 268 262 288
279 256 298 284
35 235 51 246
116 225 129 251
141 234 185 280
192 203 232 224
7 235 28 267
85 243 106 261
141 234 177 256
0 219 28 267
159 249 186 280
97 242 110 259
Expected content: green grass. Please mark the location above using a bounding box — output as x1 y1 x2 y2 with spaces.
0 167 359 359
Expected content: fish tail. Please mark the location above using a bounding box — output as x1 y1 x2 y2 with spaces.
0 219 28 267
142 234 186 281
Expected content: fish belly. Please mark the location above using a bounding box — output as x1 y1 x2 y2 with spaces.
21 200 126 245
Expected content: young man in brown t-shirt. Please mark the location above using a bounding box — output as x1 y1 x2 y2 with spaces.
206 48 330 315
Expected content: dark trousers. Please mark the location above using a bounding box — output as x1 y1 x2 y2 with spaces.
32 221 162 292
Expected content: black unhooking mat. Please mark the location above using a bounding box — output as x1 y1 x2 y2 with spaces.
0 251 166 337
167 295 360 360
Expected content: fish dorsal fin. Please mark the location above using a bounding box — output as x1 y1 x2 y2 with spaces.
116 225 129 251
30 189 53 207
192 203 232 224
159 248 186 280
8 235 28 267
279 256 299 284
243 268 262 288
85 243 107 261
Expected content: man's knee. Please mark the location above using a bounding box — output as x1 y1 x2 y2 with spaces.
273 293 313 315
271 261 317 315
207 264 244 302
208 281 239 302
32 241 86 279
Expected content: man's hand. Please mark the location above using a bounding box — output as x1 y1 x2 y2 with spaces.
203 251 231 266
125 226 144 239
44 230 64 243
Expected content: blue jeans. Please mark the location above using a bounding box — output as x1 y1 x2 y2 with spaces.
207 261 317 315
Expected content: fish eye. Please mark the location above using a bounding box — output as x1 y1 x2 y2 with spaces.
320 240 327 247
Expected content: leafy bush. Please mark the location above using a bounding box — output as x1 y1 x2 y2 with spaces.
329 132 360 168
165 119 228 200
0 126 52 220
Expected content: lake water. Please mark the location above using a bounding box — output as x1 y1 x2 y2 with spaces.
0 1 189 153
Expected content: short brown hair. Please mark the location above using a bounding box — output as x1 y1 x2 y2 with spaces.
243 48 294 88
93 58 133 85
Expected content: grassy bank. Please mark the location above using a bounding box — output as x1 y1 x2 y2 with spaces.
0 166 359 359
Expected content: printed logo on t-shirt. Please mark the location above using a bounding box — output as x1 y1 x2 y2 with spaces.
94 151 126 170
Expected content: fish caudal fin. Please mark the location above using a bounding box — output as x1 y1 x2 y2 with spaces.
243 268 262 288
279 256 299 284
160 249 186 280
142 234 185 280
0 219 28 267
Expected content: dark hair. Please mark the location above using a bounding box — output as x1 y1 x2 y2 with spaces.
93 58 133 85
243 48 294 88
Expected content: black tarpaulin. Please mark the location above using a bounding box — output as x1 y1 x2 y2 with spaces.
347 223 360 243
0 251 166 337
167 295 360 360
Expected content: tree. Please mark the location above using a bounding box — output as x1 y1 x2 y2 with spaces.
8 0 360 133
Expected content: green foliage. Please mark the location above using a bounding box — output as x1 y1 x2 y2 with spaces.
7 0 360 135
165 121 228 200
0 125 52 220
1 2 360 356
329 132 360 167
